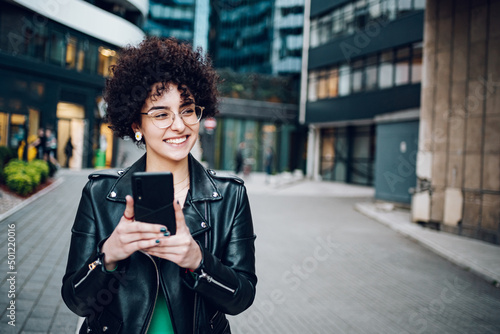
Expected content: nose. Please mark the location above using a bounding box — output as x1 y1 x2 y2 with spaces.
169 113 185 132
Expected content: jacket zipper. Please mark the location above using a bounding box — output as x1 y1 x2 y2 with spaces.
142 252 160 334
199 269 235 293
74 259 102 289
209 311 220 330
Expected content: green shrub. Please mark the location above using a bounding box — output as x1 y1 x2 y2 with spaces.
30 159 50 183
3 159 50 196
6 172 34 196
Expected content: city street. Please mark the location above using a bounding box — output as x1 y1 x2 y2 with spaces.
1 169 500 333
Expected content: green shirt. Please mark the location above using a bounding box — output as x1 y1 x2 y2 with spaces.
147 292 174 334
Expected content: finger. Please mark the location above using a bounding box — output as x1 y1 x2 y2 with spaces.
128 238 162 252
173 199 188 233
118 231 166 244
123 195 135 221
125 221 168 234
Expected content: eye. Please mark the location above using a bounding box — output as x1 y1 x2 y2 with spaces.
180 108 195 116
151 111 171 120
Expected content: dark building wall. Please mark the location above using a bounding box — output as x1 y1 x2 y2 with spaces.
306 84 421 123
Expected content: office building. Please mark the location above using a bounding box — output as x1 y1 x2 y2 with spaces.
0 0 146 168
206 0 306 173
144 0 210 51
302 0 425 204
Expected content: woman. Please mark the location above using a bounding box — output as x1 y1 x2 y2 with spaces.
61 37 257 334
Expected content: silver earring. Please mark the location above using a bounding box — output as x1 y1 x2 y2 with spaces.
135 131 142 141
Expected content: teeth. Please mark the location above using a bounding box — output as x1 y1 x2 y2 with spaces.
165 137 187 144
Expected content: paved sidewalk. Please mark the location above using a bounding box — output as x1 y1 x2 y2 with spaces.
355 202 500 286
246 172 500 286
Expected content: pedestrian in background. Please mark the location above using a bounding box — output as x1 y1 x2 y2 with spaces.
44 128 58 166
33 128 46 159
61 37 257 334
264 146 274 184
234 141 245 174
64 137 73 168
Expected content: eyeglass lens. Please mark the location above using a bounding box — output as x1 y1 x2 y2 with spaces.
150 106 203 128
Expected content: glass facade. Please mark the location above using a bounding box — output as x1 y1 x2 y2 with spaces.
272 0 304 75
144 0 196 43
0 1 133 168
211 0 274 73
0 5 118 77
310 0 425 48
308 42 422 101
320 125 375 185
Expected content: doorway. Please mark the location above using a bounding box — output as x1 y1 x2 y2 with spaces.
56 102 85 169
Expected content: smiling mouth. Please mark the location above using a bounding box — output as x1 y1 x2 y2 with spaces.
164 136 188 144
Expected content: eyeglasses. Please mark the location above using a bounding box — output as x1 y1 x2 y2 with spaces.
140 105 204 129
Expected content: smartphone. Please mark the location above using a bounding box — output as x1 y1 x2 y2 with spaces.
132 172 176 235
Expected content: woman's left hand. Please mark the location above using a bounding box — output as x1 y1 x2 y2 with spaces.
145 200 202 270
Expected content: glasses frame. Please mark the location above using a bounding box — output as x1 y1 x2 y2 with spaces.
140 105 204 129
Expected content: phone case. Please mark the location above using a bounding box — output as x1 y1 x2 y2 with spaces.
132 172 176 235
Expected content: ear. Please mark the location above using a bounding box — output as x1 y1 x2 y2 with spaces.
132 123 141 133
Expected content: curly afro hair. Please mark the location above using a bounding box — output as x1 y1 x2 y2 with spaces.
104 36 219 143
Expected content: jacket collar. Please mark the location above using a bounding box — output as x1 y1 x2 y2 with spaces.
106 153 222 203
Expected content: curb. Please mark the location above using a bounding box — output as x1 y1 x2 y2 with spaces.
355 202 500 287
0 177 65 222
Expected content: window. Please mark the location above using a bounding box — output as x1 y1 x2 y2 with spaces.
398 0 412 15
308 72 318 101
84 42 98 74
379 50 394 88
66 35 77 69
48 31 65 66
310 43 421 100
98 46 117 77
351 59 364 93
344 4 355 34
411 42 423 83
332 9 342 35
414 0 426 9
338 64 351 96
328 68 339 98
395 46 410 85
318 69 329 99
310 20 319 48
385 0 397 20
365 56 378 91
76 40 85 72
309 0 425 48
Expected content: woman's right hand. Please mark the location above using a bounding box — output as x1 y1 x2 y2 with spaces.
100 195 167 271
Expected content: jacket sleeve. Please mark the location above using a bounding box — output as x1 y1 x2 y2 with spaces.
61 180 127 320
183 184 257 315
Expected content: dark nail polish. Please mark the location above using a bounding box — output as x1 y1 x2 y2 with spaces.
164 232 170 237
155 239 160 244
176 199 180 205
160 227 167 232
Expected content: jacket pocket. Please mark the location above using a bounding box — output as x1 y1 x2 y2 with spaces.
210 311 231 333
82 310 123 334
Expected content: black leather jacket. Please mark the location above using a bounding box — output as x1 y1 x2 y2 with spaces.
61 154 257 334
